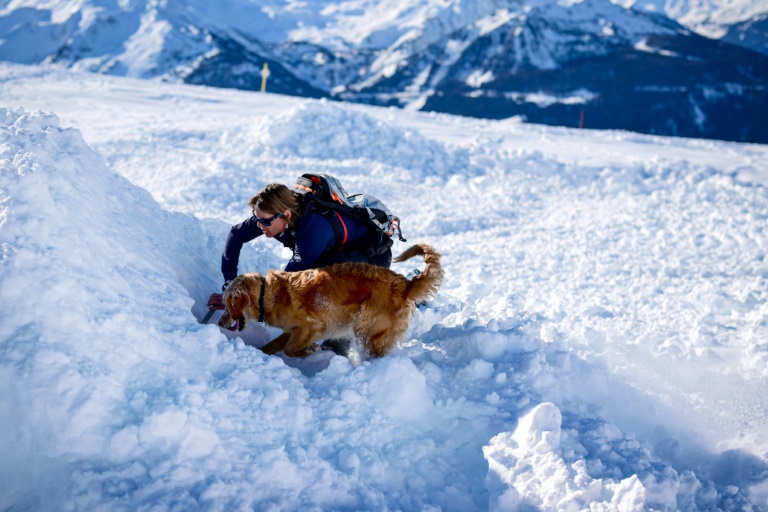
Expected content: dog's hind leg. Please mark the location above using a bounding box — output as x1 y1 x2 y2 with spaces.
365 330 397 358
372 300 418 357
355 308 407 358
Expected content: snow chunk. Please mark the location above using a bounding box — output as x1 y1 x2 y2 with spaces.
511 401 562 453
484 402 648 511
368 357 433 423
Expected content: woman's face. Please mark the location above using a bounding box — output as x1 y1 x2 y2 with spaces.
253 207 290 238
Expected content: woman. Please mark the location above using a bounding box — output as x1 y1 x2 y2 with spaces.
219 183 392 288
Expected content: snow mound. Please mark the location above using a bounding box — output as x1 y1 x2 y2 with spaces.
257 100 471 177
0 107 223 333
0 107 273 508
484 403 647 511
368 356 433 423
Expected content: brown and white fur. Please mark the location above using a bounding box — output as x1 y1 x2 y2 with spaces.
218 244 443 358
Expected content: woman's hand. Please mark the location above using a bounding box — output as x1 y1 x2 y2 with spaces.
207 293 225 311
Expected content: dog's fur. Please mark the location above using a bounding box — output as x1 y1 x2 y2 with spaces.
218 244 443 358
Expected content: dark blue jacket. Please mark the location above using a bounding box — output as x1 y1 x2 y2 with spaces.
221 205 378 281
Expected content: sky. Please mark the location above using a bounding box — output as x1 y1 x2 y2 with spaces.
1 62 768 510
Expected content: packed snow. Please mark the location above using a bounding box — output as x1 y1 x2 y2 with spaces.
1 63 768 510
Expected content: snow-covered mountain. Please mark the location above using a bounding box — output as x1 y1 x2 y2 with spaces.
333 0 767 143
721 13 768 56
0 0 766 143
615 0 768 40
614 0 768 63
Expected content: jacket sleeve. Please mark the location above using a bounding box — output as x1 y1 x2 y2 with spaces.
221 217 262 281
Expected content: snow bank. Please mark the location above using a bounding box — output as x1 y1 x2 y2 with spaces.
255 100 472 178
0 107 258 509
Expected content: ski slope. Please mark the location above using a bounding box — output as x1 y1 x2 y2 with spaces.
1 62 767 510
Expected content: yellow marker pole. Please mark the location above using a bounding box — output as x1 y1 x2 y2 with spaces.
260 62 269 92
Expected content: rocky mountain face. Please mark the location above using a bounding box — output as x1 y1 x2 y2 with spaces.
330 0 768 142
721 14 768 56
1 0 766 142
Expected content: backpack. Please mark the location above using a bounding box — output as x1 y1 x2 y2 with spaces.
293 172 406 257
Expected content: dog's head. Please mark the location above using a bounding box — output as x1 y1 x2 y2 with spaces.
217 274 261 331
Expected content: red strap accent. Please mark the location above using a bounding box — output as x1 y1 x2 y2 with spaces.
334 212 348 246
295 184 315 194
331 191 344 205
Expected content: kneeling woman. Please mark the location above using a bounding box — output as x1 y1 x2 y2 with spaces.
220 182 392 287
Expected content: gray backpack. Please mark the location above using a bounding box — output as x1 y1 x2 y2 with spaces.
293 172 406 256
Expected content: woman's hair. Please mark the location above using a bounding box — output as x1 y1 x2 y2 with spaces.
248 183 302 227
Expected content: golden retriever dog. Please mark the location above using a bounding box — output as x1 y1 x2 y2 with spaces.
218 244 443 358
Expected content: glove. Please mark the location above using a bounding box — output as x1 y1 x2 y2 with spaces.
207 293 225 311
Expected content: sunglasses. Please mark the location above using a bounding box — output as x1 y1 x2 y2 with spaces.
253 211 284 226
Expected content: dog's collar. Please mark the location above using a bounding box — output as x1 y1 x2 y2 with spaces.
258 275 266 324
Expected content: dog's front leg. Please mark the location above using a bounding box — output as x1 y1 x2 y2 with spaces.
260 332 291 355
283 325 325 358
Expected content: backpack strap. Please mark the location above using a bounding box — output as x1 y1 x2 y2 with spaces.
333 212 349 247
316 208 347 252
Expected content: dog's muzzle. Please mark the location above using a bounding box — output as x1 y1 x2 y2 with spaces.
219 314 246 332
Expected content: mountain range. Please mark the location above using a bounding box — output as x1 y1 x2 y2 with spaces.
1 0 766 143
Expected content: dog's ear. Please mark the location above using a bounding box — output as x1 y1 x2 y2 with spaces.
224 285 251 321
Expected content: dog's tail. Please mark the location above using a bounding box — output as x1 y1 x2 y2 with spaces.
394 243 444 304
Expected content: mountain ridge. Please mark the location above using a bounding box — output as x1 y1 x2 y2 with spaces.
1 0 766 142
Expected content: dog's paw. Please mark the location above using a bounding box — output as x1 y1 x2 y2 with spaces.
300 344 322 357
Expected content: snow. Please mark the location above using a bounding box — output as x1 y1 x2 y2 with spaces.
634 37 682 56
1 62 768 510
2 0 765 115
484 402 650 511
505 89 599 107
614 0 768 38
1 0 766 89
